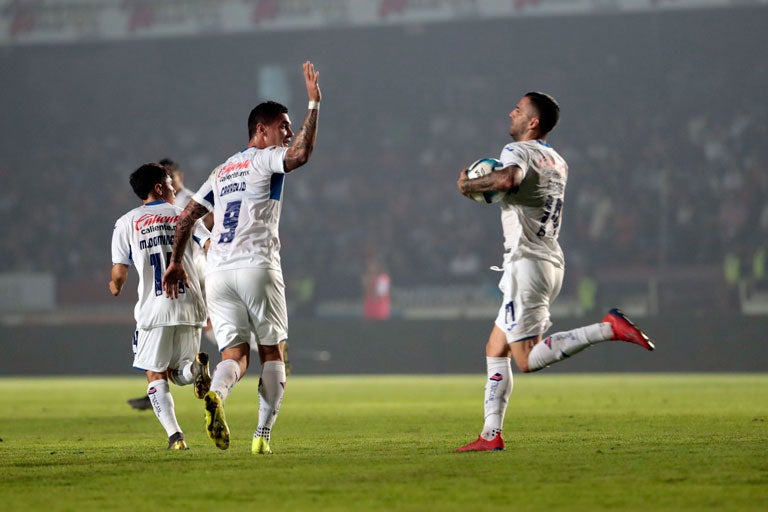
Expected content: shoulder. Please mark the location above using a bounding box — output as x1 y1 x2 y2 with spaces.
115 205 140 225
500 142 532 165
249 145 289 172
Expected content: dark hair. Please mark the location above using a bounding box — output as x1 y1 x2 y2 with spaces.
525 91 560 134
159 157 179 173
129 163 169 200
247 101 289 139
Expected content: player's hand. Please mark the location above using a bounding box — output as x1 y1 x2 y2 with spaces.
108 281 121 296
162 262 187 299
457 168 470 195
303 61 321 103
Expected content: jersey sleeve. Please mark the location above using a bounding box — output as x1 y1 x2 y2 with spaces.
192 171 216 211
251 146 289 175
111 216 132 266
192 219 211 249
500 143 530 176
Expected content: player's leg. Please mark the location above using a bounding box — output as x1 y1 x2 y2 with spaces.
514 261 653 372
526 311 654 372
135 327 187 449
206 269 257 399
526 321 612 371
482 326 515 441
127 329 152 410
203 343 248 450
456 326 511 452
251 269 288 455
167 326 211 399
202 271 256 450
203 271 248 450
457 262 522 452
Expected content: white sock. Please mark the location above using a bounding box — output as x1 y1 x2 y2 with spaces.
480 357 513 441
210 359 240 402
171 361 194 386
147 379 182 437
527 322 613 371
255 361 286 440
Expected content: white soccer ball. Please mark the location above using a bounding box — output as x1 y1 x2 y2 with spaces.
465 158 505 204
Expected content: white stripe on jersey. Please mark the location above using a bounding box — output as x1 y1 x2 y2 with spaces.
192 145 289 273
499 140 568 268
111 201 210 329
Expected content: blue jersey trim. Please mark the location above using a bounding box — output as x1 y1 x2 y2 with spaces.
145 200 165 206
270 173 284 201
204 190 215 206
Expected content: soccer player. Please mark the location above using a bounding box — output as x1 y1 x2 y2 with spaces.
162 61 321 454
455 92 655 452
127 158 212 411
110 163 213 450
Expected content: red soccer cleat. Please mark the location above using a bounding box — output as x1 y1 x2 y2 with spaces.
455 434 506 452
603 308 655 351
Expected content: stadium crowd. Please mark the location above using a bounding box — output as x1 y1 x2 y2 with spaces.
2 9 766 309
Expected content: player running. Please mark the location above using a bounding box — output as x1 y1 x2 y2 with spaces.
455 92 654 452
110 163 213 450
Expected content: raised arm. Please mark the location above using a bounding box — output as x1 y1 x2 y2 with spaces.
284 61 322 172
161 200 208 298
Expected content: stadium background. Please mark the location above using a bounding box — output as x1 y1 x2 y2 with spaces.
1 0 766 375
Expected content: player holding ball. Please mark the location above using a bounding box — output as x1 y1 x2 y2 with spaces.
456 92 654 452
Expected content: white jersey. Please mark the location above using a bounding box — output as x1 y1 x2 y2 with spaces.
499 139 568 268
193 145 289 273
111 200 210 329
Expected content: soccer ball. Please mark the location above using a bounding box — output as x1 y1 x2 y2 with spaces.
465 158 505 204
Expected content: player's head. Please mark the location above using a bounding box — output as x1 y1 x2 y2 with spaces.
524 91 560 134
129 163 174 202
159 157 179 173
248 101 293 148
510 92 560 141
160 157 184 191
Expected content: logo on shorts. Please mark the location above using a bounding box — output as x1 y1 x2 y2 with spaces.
505 301 516 331
147 387 157 394
489 373 503 382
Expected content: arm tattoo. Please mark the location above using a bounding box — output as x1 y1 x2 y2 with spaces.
171 202 208 263
286 109 318 169
463 173 498 194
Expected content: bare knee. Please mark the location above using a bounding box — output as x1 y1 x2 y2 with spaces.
222 344 251 375
259 343 283 363
514 360 533 373
510 335 543 373
145 370 169 383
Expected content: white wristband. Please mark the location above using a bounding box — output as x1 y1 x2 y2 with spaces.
308 100 320 110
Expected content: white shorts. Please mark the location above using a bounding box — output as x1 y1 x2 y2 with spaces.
494 257 563 343
132 325 201 373
205 267 288 352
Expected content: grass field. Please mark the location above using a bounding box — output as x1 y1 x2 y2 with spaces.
1 374 766 511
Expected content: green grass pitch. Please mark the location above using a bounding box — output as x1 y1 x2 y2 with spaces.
1 374 766 511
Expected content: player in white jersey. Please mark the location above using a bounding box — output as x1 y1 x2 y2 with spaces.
455 92 655 452
162 61 321 454
110 163 213 450
127 158 215 411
